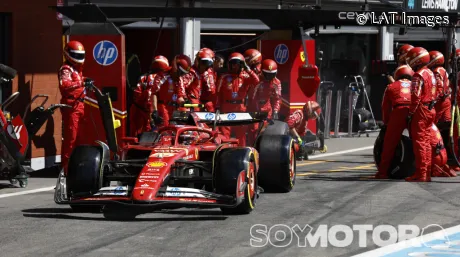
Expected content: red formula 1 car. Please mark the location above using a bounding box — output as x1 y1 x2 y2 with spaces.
54 84 296 220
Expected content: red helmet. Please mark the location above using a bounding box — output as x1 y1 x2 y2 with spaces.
397 44 414 65
261 59 277 80
407 47 430 69
197 51 214 69
64 40 85 65
151 55 171 72
228 52 245 73
303 101 321 120
427 51 444 68
244 49 262 66
393 65 414 81
173 54 192 75
198 48 215 59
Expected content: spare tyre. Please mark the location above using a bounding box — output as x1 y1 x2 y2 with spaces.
373 128 416 179
260 120 289 136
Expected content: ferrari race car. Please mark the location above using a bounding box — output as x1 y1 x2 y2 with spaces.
54 85 296 220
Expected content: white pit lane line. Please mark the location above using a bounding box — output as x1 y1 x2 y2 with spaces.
0 146 375 199
0 186 55 199
308 146 374 159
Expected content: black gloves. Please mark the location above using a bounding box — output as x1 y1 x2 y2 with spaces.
83 77 94 91
151 110 163 125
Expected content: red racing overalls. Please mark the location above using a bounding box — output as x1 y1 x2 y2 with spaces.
58 63 85 175
200 67 216 112
247 77 281 145
152 71 179 127
129 73 156 136
407 67 437 182
216 70 260 146
375 79 411 178
430 124 457 177
286 110 308 136
433 66 451 123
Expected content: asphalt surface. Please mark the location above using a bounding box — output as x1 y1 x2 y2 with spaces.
1 133 459 257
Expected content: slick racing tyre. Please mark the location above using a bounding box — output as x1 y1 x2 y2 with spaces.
67 145 104 197
374 128 416 179
214 148 257 215
255 135 296 192
260 120 289 136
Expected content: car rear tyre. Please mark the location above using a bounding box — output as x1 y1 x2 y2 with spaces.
256 135 296 192
214 148 257 215
374 128 416 179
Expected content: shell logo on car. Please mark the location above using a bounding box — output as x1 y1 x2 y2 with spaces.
147 161 167 168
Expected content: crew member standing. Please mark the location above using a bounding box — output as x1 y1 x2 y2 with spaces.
247 59 281 145
428 51 451 124
244 49 263 113
386 44 414 83
153 54 192 126
406 47 437 182
374 65 413 179
59 40 88 174
216 52 260 146
196 50 217 112
129 55 170 136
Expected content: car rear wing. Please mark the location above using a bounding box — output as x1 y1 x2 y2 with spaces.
192 112 268 126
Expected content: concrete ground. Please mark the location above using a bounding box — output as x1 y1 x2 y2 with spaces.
0 133 459 257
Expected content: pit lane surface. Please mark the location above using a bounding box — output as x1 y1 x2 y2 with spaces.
0 135 459 257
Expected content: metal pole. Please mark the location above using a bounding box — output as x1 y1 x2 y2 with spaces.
334 90 342 138
348 89 353 137
324 90 332 139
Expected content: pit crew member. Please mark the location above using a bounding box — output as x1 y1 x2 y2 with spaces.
428 51 451 124
406 47 437 182
129 55 170 136
430 124 457 177
216 52 260 146
153 54 192 126
59 40 88 174
286 101 321 152
374 65 413 179
247 59 281 146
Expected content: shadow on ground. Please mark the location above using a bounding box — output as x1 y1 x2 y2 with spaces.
22 208 228 222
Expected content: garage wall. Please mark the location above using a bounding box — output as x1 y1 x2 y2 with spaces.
0 0 63 168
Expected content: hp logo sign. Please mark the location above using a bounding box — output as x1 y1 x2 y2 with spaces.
93 40 118 66
274 44 289 65
227 113 236 120
205 113 215 120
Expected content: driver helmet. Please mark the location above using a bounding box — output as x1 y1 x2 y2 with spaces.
178 131 199 145
64 41 85 66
